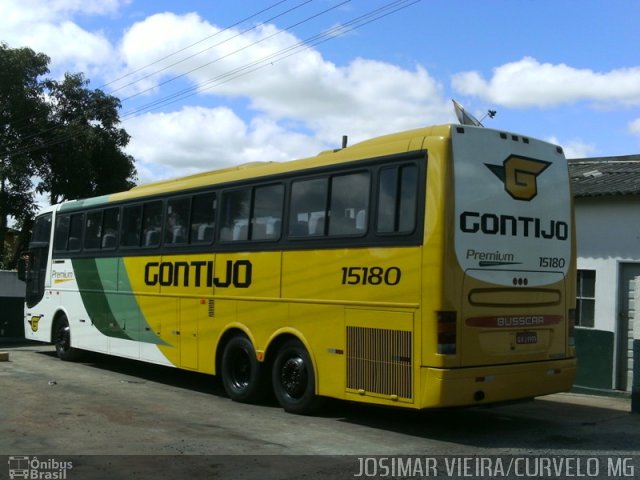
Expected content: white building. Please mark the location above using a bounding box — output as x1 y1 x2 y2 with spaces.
569 155 640 392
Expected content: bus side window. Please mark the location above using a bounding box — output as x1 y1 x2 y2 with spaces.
288 178 328 238
190 192 216 244
68 213 84 251
54 213 83 252
165 197 190 245
220 189 250 241
54 215 70 251
142 201 163 247
102 207 119 249
121 205 142 248
398 165 418 232
377 164 418 234
252 184 284 241
328 172 369 236
84 211 102 250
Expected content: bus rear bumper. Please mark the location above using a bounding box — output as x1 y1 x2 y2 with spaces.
419 358 577 409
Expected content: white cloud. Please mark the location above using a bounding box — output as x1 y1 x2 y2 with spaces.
248 58 451 144
25 21 113 73
0 0 125 24
1 4 455 183
547 136 597 159
114 13 296 96
452 57 640 108
0 0 125 75
46 0 127 16
629 118 640 136
114 12 216 93
123 106 326 184
109 11 455 180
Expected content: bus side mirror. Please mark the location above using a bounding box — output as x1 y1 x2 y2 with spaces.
17 254 28 282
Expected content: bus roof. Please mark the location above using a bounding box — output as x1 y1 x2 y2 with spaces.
116 124 450 199
52 124 452 212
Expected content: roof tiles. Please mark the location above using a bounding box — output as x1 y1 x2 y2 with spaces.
568 155 640 197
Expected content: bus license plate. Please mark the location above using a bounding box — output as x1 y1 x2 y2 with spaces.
516 332 537 345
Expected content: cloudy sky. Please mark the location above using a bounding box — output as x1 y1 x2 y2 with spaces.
2 0 640 185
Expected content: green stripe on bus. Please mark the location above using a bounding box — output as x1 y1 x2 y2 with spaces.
107 258 169 346
59 195 111 212
73 258 131 340
72 258 168 345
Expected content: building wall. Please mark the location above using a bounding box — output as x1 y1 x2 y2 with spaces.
0 270 26 337
574 196 640 390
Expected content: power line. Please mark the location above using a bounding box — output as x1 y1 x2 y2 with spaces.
4 0 421 160
118 0 351 104
1 1 304 152
2 0 349 157
121 0 417 119
107 0 315 96
100 0 294 91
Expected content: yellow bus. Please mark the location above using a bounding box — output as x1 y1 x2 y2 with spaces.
21 123 576 414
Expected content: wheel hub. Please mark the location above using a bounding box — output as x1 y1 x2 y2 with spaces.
56 325 70 352
230 351 251 389
281 357 306 398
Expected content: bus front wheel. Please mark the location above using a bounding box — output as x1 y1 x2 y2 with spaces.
272 339 325 414
53 314 81 361
220 335 267 403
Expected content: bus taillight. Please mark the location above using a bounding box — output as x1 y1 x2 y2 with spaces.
568 309 576 347
437 311 457 355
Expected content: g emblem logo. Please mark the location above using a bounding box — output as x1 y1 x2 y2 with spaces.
485 156 551 201
28 315 42 332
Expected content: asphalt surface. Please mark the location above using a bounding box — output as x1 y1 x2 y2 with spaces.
1 339 638 479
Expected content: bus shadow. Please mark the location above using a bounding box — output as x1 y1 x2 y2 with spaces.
37 348 228 397
34 347 640 452
0 337 41 348
328 397 639 452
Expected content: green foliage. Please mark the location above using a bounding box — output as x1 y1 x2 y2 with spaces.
37 72 137 204
0 43 137 263
0 44 50 224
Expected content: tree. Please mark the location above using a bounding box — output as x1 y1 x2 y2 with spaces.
0 44 137 268
37 73 137 205
0 43 50 266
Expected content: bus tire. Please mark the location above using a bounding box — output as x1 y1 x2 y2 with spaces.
272 339 325 414
53 314 82 361
220 335 267 403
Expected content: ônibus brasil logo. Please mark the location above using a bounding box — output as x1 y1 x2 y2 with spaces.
485 155 551 201
8 456 73 479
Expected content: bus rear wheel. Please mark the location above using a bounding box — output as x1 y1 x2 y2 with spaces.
53 314 81 361
272 339 325 414
220 335 267 403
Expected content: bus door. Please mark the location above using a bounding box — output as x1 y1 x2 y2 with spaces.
23 213 53 309
451 126 572 366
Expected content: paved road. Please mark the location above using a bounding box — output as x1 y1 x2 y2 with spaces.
0 341 638 479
